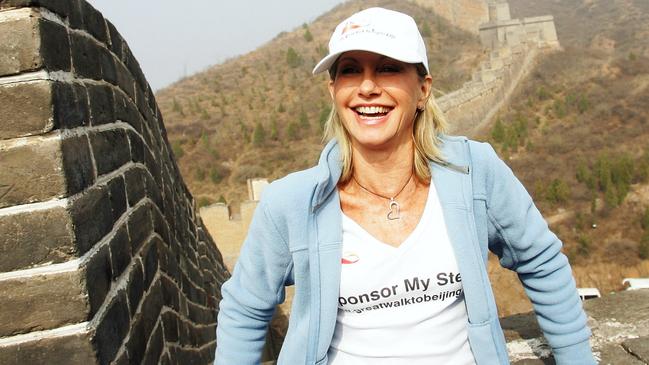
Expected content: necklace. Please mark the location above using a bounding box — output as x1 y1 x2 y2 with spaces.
352 172 413 220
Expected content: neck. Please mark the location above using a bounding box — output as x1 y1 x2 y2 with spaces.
350 139 415 194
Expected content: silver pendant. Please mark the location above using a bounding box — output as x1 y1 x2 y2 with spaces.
387 199 400 220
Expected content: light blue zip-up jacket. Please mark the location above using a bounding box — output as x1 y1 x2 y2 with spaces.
215 136 595 365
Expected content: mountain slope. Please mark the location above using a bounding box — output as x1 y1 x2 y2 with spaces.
155 0 485 206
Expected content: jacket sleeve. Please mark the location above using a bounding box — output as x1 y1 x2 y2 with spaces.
480 143 595 365
215 197 292 364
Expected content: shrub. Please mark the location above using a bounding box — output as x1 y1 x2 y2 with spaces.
253 122 266 147
172 141 184 159
286 47 303 68
577 234 591 257
303 28 313 42
286 122 299 140
641 207 649 231
640 233 649 260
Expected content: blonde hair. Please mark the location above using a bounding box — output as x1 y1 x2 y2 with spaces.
322 75 449 184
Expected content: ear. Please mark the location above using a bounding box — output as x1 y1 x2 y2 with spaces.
328 79 335 101
418 75 433 109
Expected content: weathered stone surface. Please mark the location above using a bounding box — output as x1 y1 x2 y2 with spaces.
622 336 649 363
70 31 101 80
94 291 130 365
127 202 152 254
108 222 130 280
123 167 145 206
0 80 54 139
141 322 163 365
504 290 649 363
87 83 115 126
85 243 111 316
38 18 71 72
53 81 90 130
61 134 95 195
0 134 64 208
69 184 114 254
89 129 129 176
79 0 107 44
0 270 88 337
0 206 75 272
0 9 39 77
598 343 645 365
126 260 144 316
0 328 96 365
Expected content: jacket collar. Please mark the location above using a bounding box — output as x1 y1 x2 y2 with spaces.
311 136 469 211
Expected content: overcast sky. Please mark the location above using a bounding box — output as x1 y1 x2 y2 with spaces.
86 0 346 91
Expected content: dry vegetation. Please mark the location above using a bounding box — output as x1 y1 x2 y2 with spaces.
155 0 484 207
476 0 649 314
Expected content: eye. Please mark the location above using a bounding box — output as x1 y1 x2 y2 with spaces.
378 63 402 73
338 64 360 75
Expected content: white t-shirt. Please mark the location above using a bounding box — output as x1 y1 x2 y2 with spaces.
328 184 476 365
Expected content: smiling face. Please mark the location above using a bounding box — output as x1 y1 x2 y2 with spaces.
328 51 432 152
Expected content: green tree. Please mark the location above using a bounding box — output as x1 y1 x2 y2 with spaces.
172 141 184 159
253 122 266 147
546 178 570 204
286 47 303 68
299 108 309 130
577 234 591 257
640 233 649 260
286 122 299 140
210 167 222 184
217 195 227 204
491 119 505 144
303 28 313 42
270 117 279 141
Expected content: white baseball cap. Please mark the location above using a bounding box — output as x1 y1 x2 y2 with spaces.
312 7 429 75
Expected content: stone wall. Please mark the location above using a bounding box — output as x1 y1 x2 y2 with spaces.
437 0 560 135
0 1 232 363
411 0 489 34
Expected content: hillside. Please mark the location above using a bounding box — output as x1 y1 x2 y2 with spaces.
475 0 649 314
155 0 485 206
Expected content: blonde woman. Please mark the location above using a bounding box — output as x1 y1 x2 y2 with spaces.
216 7 594 365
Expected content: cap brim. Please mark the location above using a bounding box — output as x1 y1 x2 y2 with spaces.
312 44 427 76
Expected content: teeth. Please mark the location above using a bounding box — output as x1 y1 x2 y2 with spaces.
354 106 390 114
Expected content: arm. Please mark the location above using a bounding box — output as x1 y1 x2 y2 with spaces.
480 143 595 365
215 198 292 365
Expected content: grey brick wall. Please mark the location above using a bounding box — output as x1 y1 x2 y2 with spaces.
0 1 234 363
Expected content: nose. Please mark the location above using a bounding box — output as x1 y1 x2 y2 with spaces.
358 74 380 97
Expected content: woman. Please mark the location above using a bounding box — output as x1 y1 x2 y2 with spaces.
216 7 595 365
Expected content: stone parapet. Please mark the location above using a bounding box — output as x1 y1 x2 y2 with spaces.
0 1 235 363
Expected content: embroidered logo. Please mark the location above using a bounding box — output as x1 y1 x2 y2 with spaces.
341 21 367 35
341 251 360 264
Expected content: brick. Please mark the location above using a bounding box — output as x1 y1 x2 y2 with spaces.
127 260 144 316
53 81 90 129
0 134 64 208
123 46 146 92
99 46 117 85
85 243 112 317
70 184 114 253
114 60 135 100
0 10 40 77
0 0 78 24
161 276 180 314
109 223 130 280
152 206 171 249
114 89 139 129
141 280 163 342
89 129 130 176
127 202 152 254
0 80 54 139
107 175 127 221
0 270 88 337
39 18 71 72
124 313 146 365
142 323 164 365
95 291 130 365
144 170 163 209
0 328 96 365
70 31 102 80
124 167 145 206
161 310 179 343
106 20 123 59
61 134 95 194
143 237 159 289
127 129 145 164
87 83 115 125
80 0 107 44
0 206 75 272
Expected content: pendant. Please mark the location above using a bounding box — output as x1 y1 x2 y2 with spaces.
387 199 400 220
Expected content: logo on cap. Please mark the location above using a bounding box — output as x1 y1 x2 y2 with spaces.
341 21 367 35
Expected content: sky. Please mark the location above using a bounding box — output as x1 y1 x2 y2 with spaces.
86 0 346 91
